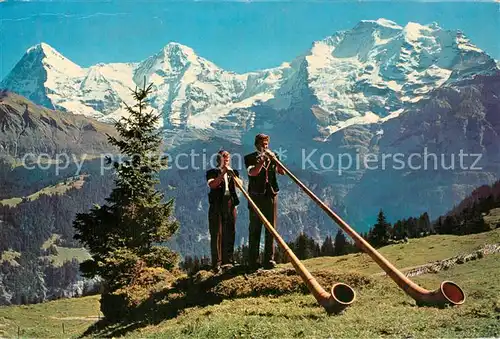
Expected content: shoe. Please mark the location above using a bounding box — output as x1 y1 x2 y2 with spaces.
263 260 276 270
221 263 234 270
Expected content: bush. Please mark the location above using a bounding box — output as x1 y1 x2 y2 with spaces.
100 264 182 321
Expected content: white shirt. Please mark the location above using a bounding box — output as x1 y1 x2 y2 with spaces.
207 170 230 194
223 172 229 194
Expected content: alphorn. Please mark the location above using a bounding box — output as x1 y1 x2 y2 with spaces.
265 151 465 307
231 173 356 314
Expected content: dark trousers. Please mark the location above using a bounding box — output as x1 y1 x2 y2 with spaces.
208 195 236 267
248 194 277 267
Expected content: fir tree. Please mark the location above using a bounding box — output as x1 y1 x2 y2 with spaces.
392 219 406 240
441 215 458 234
417 212 432 237
320 235 335 256
73 82 179 292
481 195 497 213
314 243 321 258
434 216 443 234
275 243 289 264
333 229 348 256
295 232 309 260
369 209 392 247
464 202 490 234
406 217 418 238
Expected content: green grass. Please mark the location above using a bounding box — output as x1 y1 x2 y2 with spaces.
0 175 87 207
294 228 500 275
43 247 91 267
0 250 21 267
41 234 61 250
484 208 500 229
0 295 102 338
40 234 91 267
0 197 23 207
0 230 499 338
112 254 500 339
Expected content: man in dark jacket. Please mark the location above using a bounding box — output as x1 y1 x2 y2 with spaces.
244 134 284 270
206 150 242 272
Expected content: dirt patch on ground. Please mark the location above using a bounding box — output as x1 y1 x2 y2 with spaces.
49 316 101 321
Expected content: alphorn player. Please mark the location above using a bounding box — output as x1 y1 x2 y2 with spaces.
244 133 285 270
206 150 242 273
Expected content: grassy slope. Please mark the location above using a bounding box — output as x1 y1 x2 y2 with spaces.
298 228 500 274
131 255 500 339
0 175 88 207
0 230 499 338
0 295 102 338
484 208 500 228
44 247 91 267
40 234 91 267
0 250 20 267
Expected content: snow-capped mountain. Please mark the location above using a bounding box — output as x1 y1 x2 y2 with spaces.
0 43 86 110
1 19 498 143
267 19 497 137
130 43 286 131
0 41 287 134
0 43 138 120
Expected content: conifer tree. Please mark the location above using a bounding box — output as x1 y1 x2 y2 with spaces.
73 82 179 292
434 216 443 234
392 220 405 240
320 235 335 256
418 212 432 236
295 232 309 260
441 215 458 234
333 229 348 256
369 209 392 247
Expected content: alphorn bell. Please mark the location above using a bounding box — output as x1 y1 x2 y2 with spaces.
265 150 465 307
230 171 356 314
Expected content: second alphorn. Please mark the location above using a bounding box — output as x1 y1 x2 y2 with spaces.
266 150 465 307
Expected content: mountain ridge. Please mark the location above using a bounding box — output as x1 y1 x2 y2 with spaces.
1 19 498 144
0 90 117 158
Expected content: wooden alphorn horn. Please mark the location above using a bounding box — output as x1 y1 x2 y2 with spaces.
266 151 465 307
231 172 356 314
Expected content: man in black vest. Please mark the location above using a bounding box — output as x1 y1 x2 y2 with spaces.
244 134 284 270
206 150 241 272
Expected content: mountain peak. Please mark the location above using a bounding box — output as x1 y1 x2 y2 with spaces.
160 42 198 62
344 18 403 44
26 42 62 59
402 21 435 41
360 18 403 30
163 42 195 53
24 42 83 75
0 41 85 109
137 41 201 73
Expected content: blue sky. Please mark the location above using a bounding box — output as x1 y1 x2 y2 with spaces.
0 1 499 80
